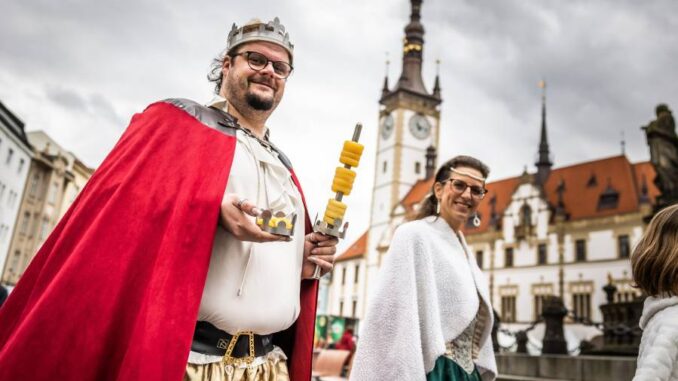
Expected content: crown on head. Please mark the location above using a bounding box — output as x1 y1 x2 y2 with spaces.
227 17 294 60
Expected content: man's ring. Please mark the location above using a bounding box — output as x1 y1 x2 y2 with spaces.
236 198 248 210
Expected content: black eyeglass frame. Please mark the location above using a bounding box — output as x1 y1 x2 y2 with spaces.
441 178 488 200
233 51 294 79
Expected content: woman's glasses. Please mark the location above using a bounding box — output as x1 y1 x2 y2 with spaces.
443 178 487 200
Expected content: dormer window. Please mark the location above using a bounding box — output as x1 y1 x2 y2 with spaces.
598 180 619 210
515 204 533 240
587 173 597 187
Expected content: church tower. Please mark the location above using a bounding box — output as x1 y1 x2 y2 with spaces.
365 0 442 299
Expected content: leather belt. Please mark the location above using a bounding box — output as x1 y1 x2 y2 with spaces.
191 321 274 365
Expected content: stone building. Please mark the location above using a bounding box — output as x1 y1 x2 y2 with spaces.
330 232 368 319
0 101 32 274
1 131 93 285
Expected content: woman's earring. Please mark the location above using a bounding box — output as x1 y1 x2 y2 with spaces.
473 213 481 227
436 200 441 215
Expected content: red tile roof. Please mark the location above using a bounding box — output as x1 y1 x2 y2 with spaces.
464 155 658 234
540 156 648 220
401 178 434 218
336 156 659 256
336 230 368 262
633 161 661 202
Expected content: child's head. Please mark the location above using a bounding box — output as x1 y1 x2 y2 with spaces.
632 203 678 297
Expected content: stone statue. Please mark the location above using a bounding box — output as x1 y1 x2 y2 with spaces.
643 104 678 209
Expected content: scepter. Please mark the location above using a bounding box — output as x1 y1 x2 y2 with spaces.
311 123 364 278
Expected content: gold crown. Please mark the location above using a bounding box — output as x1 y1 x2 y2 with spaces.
256 209 297 237
227 17 294 60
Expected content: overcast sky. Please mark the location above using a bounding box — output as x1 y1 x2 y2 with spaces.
1 0 677 249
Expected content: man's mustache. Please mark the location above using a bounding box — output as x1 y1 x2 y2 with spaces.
249 75 277 91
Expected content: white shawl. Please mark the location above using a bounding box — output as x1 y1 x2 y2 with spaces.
350 217 497 381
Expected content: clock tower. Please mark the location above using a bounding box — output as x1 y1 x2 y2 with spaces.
365 0 442 295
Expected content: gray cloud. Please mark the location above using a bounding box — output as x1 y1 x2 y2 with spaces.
45 86 88 111
89 94 124 126
44 86 124 126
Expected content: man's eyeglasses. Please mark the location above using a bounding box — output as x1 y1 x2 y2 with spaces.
235 51 293 79
443 178 487 200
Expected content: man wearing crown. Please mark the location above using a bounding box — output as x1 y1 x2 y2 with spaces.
0 17 335 381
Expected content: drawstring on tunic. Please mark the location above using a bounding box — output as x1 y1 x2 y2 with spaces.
236 134 268 297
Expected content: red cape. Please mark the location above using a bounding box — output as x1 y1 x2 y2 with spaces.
0 101 318 380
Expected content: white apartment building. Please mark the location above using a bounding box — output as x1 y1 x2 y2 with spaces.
0 101 32 273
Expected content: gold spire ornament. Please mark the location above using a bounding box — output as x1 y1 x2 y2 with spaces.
539 79 547 100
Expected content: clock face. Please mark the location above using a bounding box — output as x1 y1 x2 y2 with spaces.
409 114 431 140
381 113 395 139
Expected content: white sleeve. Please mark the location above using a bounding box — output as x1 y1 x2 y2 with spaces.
633 315 678 381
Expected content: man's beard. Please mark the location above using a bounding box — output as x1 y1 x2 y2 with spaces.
245 91 274 111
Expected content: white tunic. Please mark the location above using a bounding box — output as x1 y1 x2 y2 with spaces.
196 97 305 336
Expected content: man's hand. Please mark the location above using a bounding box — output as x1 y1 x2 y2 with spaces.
220 194 290 243
302 232 338 279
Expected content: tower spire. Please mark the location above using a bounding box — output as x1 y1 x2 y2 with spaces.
535 80 553 186
432 59 441 99
621 130 626 155
382 57 390 98
395 0 428 95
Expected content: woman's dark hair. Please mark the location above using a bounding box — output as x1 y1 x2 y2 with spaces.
414 155 490 220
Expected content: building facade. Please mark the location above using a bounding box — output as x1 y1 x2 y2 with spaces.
463 155 654 324
0 102 32 274
27 131 94 219
1 131 93 285
328 232 368 319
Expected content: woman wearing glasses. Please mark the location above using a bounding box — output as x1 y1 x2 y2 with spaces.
350 156 497 381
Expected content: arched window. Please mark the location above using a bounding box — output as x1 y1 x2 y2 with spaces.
521 204 532 226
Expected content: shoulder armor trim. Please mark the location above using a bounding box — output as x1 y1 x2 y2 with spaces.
162 98 293 170
162 98 237 136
